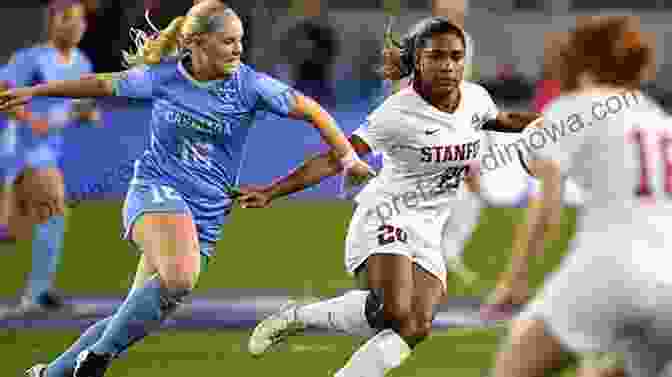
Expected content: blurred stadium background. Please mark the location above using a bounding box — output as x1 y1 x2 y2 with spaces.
0 0 666 375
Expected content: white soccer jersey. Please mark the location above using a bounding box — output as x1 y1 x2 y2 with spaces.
352 81 498 211
529 90 672 230
518 91 672 366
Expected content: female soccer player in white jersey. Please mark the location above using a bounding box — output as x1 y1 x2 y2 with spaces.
0 1 374 377
243 16 543 377
490 16 672 377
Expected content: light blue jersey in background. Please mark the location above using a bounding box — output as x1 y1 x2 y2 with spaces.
0 45 93 175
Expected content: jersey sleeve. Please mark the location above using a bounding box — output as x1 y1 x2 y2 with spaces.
253 72 295 117
0 49 36 87
110 66 156 99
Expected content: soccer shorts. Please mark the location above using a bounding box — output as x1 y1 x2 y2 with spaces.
345 194 482 292
518 222 672 367
122 180 223 257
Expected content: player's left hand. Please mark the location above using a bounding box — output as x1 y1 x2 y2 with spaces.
237 185 272 208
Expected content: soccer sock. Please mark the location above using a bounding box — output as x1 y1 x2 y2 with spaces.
295 290 377 337
89 275 186 356
334 329 412 377
28 215 65 304
46 317 112 377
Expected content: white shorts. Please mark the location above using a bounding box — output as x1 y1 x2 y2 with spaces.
345 193 483 292
518 223 672 372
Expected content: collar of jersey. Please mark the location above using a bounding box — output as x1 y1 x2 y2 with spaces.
410 82 465 114
177 60 237 89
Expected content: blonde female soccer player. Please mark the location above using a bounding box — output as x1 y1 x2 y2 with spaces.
0 1 374 376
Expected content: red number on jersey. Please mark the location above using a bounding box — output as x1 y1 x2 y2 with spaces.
630 128 672 198
376 225 408 246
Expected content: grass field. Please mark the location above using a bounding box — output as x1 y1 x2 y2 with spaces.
0 199 579 376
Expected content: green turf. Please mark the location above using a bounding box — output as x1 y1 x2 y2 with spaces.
1 328 580 377
0 200 580 376
0 200 577 297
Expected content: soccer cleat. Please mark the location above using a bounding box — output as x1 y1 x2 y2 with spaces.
248 300 309 357
73 350 113 377
24 364 47 377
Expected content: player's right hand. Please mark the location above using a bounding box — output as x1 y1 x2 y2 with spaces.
0 87 34 112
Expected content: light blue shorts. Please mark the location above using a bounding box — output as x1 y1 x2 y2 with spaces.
122 181 218 257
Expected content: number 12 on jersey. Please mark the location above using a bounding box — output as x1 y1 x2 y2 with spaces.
630 128 672 198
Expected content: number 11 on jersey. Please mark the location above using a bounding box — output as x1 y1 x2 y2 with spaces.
630 128 672 199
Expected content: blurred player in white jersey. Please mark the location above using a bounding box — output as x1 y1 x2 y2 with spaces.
479 31 585 318
490 16 672 377
472 134 586 321
243 16 544 377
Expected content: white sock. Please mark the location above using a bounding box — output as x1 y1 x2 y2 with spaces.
296 290 377 338
334 329 412 377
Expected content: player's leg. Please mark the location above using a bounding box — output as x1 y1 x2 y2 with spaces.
28 254 158 377
407 263 445 347
333 253 418 377
248 287 378 356
23 166 68 309
249 206 382 356
73 183 202 377
0 165 72 318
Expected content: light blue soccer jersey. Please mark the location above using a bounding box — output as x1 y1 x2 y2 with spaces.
0 45 93 168
117 58 294 250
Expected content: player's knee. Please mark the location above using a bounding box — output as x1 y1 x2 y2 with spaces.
160 270 198 294
19 169 65 222
365 288 412 333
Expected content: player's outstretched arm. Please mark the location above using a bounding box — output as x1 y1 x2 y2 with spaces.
238 135 372 208
285 93 375 185
0 74 114 112
287 93 361 162
483 112 543 133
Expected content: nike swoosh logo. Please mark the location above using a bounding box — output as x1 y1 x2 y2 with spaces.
425 129 440 135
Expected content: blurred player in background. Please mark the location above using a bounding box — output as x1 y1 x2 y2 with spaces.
0 0 100 318
245 15 543 377
491 16 672 377
0 1 373 376
479 31 584 319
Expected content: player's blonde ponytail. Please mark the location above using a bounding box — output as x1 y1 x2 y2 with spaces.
123 15 186 68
